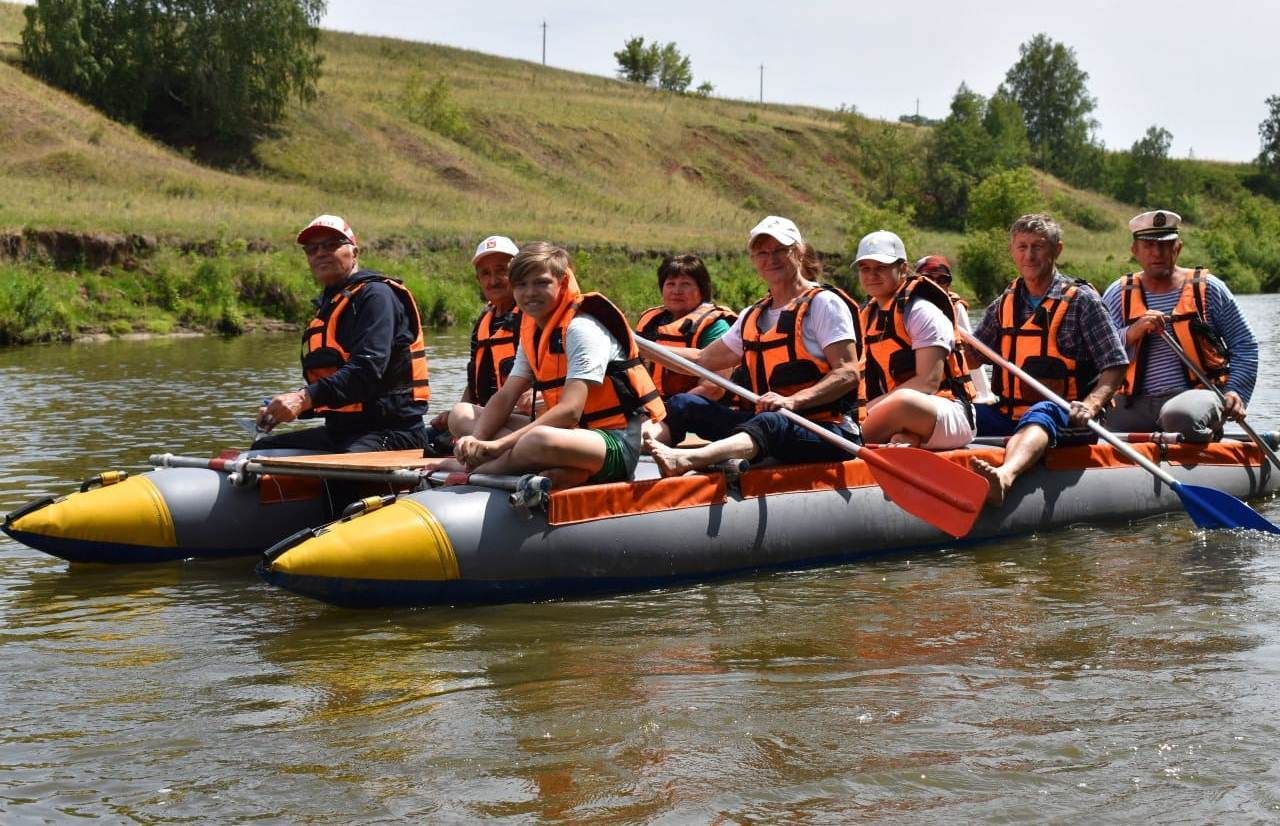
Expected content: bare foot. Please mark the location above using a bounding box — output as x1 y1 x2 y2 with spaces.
970 457 1009 507
645 435 696 477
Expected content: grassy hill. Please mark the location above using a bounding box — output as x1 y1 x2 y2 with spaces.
0 2 1243 343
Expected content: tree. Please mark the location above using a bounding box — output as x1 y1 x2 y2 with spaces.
614 36 660 85
694 81 714 97
22 0 324 150
1115 125 1173 205
1259 95 1280 195
1002 34 1098 181
920 84 1030 228
656 42 692 93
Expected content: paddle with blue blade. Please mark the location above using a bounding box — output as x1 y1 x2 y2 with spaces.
960 329 1280 534
634 335 988 539
1157 327 1280 475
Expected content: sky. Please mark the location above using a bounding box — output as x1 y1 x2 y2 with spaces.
321 0 1279 163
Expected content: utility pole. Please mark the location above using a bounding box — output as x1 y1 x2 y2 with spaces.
916 97 920 118
541 20 547 65
759 64 764 103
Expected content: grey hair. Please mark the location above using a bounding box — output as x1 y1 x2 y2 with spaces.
1009 213 1062 245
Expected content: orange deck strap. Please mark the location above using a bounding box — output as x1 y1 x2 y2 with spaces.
739 460 876 498
547 473 727 526
259 474 324 504
1042 439 1259 471
737 446 1006 499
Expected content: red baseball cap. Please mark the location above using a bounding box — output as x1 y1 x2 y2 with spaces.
914 255 952 278
297 214 357 246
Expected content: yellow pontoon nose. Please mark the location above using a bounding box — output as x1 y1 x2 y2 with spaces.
260 498 459 600
3 475 177 563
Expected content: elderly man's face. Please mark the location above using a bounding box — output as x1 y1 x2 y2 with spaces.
302 230 358 287
1131 238 1182 279
1009 232 1062 282
473 253 514 308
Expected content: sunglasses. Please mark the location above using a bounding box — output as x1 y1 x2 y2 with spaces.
303 238 352 256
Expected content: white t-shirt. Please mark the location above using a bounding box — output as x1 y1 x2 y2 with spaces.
508 314 624 385
721 289 858 362
901 296 953 351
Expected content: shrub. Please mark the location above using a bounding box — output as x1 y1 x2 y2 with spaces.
958 228 1014 301
967 167 1045 232
843 197 919 255
400 72 468 140
1050 193 1111 231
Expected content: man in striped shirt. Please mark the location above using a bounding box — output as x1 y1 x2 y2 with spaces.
1102 209 1258 441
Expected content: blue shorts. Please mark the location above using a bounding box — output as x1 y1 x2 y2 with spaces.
664 392 860 464
975 401 1091 447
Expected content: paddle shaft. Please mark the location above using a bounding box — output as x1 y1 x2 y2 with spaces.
958 330 1181 486
634 335 977 512
149 453 424 486
1156 328 1280 473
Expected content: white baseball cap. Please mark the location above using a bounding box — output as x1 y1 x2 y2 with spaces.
854 230 907 264
472 235 520 263
748 215 803 248
297 214 357 246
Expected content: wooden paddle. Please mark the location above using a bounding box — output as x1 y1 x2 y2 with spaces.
1156 327 1280 474
960 329 1280 534
634 336 987 538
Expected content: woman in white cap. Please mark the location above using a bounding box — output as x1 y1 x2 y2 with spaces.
428 235 531 453
856 231 976 449
645 216 862 475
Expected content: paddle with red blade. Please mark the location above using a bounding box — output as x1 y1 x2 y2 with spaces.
634 336 987 538
960 328 1280 534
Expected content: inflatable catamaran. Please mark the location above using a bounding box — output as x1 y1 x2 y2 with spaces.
3 437 1275 607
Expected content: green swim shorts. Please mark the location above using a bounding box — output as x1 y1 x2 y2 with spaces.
586 415 643 484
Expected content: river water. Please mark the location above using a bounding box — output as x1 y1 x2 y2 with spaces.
2 297 1279 823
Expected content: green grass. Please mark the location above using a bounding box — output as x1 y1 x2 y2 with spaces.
0 0 1269 343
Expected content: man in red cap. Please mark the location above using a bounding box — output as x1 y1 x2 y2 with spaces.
253 214 431 454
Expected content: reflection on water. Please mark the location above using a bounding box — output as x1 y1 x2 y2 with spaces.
1 299 1280 821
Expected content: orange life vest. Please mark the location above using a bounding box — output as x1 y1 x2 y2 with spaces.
990 278 1097 420
737 284 862 423
467 304 520 406
1119 268 1229 399
301 272 430 415
946 289 974 365
520 275 665 430
859 275 975 406
635 302 737 397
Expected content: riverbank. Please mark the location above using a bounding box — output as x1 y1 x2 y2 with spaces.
0 243 786 346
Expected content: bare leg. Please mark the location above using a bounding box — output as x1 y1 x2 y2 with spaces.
862 389 941 445
470 425 607 485
645 431 758 477
970 424 1050 506
447 402 531 439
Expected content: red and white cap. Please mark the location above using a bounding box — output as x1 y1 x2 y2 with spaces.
297 214 357 246
472 235 520 263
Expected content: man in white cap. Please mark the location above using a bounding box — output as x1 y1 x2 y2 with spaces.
427 235 531 453
856 231 976 450
1101 209 1257 440
254 214 431 457
968 213 1128 505
644 215 862 475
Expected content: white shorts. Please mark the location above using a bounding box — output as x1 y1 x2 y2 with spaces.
922 398 976 450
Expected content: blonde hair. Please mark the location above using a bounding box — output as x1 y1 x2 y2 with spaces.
508 241 571 284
